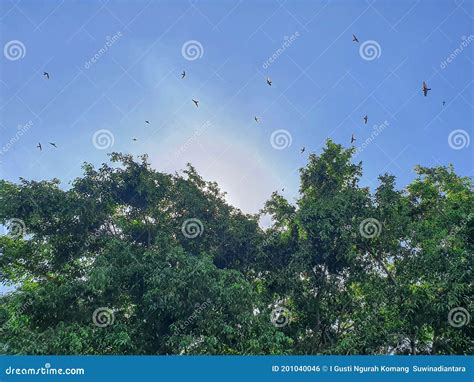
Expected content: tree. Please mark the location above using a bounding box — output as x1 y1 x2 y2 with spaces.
0 141 472 355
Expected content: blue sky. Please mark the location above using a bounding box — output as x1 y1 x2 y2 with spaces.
0 0 473 218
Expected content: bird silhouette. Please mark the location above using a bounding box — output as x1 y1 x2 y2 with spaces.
181 70 186 79
442 101 446 106
254 116 259 123
132 138 137 141
352 34 359 43
145 120 150 124
49 142 57 148
192 99 199 108
43 72 50 80
300 147 305 154
281 188 285 192
36 143 42 151
422 81 431 97
351 134 356 144
266 77 272 86
364 115 368 124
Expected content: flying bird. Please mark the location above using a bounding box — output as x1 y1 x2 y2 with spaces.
351 134 356 144
352 34 359 43
266 77 272 86
36 143 42 151
300 147 305 154
145 120 150 124
442 101 446 106
192 99 199 108
181 70 186 79
132 138 138 141
254 116 259 123
363 115 368 124
281 188 285 192
422 81 431 97
49 142 57 148
43 72 50 80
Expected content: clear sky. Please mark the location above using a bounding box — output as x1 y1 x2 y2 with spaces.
1 0 473 218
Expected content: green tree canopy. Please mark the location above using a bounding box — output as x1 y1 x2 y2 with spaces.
0 141 472 355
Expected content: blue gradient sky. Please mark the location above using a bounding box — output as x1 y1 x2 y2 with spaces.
0 0 473 218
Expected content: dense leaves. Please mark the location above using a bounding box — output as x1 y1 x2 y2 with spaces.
0 141 472 354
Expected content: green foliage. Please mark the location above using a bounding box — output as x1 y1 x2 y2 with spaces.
0 141 472 354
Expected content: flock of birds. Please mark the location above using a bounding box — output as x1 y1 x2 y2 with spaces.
35 141 56 151
35 34 438 153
